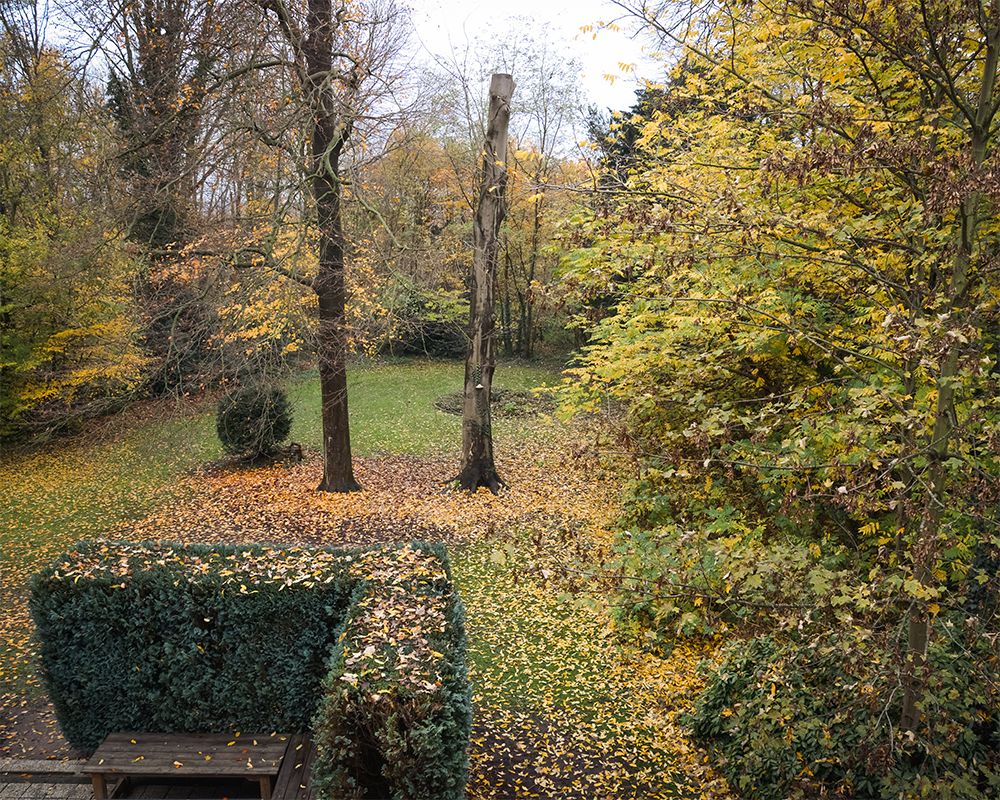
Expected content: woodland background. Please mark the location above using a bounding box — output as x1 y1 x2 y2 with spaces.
2 0 1000 798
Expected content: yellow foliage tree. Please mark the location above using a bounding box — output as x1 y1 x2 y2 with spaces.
1 32 147 433
560 0 1000 750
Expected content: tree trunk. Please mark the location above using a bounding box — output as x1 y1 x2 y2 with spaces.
314 209 361 493
525 190 541 359
899 14 996 719
306 0 361 493
454 73 514 494
501 249 514 357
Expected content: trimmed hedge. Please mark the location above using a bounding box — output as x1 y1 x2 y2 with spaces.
312 552 472 799
30 541 356 751
30 540 471 799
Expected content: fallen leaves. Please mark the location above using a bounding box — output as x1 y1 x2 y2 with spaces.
116 434 620 551
455 540 734 799
48 540 446 591
2 397 735 798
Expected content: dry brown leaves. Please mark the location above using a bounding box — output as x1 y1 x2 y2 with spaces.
122 429 619 550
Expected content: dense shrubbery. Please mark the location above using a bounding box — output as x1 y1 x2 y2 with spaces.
216 386 292 456
381 284 467 359
686 634 1000 799
30 541 355 750
552 0 1000 783
313 576 472 800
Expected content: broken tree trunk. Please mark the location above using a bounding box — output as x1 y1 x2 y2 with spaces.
454 73 515 494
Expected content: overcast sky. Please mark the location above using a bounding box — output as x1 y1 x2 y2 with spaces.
407 0 660 112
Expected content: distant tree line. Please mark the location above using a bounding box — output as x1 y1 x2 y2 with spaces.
0 0 592 444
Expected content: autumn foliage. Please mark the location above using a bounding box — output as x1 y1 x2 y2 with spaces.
2 375 738 798
10 0 1000 793
553 0 1000 796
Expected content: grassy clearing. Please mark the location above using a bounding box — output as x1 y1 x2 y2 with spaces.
288 358 562 457
0 407 223 694
0 358 732 798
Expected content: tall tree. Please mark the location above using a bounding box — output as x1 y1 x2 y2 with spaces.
66 0 251 398
247 0 410 491
0 2 148 433
300 0 360 492
562 0 1000 734
100 0 232 247
454 73 514 494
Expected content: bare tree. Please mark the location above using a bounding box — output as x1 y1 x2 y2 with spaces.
246 0 411 491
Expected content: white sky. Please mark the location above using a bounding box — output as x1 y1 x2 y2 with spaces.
407 0 661 112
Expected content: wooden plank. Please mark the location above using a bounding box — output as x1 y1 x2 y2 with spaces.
82 733 293 799
270 736 316 800
83 734 287 778
106 776 130 800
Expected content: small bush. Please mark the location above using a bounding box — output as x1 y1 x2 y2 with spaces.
216 385 292 456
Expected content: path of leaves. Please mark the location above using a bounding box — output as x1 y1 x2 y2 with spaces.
2 422 734 798
456 543 733 799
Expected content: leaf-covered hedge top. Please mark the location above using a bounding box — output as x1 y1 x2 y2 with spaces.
346 543 451 587
337 544 461 699
34 539 451 595
338 584 453 697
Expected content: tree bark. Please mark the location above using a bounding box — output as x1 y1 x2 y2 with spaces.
454 73 514 494
305 0 361 493
314 191 361 493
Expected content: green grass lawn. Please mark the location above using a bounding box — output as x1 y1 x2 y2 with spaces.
453 538 683 797
0 358 561 694
0 357 691 797
287 358 562 457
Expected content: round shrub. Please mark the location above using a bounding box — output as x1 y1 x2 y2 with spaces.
216 386 292 457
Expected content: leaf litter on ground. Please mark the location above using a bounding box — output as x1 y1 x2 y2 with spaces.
1 411 734 799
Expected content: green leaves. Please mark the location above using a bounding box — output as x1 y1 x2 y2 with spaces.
554 0 1000 794
686 632 1000 800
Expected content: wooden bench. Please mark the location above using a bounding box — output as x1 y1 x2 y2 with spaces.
81 732 305 800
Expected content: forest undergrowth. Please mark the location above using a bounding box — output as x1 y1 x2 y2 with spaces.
0 373 734 799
